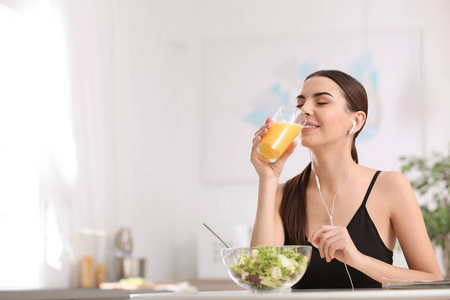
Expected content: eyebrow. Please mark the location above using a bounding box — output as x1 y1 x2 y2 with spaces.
296 92 334 100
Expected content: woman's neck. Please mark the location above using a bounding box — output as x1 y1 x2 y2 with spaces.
310 145 356 193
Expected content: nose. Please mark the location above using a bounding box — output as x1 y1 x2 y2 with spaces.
300 101 313 116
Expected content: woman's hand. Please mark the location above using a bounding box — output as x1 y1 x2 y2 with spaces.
308 225 364 267
250 117 297 180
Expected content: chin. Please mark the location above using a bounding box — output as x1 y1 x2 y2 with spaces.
300 137 315 148
300 142 314 150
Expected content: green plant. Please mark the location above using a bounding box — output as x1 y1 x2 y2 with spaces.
400 148 450 279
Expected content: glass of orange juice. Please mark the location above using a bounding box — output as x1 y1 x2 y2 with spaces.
257 104 306 162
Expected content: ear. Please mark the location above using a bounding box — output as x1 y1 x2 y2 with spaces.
351 111 366 135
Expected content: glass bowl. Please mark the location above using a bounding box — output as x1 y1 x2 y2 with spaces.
220 245 312 292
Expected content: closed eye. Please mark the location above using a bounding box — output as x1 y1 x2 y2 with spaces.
297 102 327 108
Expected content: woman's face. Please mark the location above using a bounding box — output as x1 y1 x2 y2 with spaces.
297 76 354 149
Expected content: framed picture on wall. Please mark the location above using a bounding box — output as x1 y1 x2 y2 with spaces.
202 30 422 184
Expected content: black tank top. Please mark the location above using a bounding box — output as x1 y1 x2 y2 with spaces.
285 170 393 289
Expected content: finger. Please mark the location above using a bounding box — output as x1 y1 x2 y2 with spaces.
321 227 350 262
308 237 319 249
254 126 269 140
327 237 345 262
329 228 352 261
270 143 296 171
322 234 342 262
278 141 297 161
252 135 261 149
308 225 333 245
254 121 271 136
308 235 320 249
317 228 340 259
265 117 272 124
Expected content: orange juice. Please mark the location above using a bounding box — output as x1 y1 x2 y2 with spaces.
257 122 302 162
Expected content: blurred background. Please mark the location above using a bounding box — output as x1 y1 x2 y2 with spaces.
0 0 449 289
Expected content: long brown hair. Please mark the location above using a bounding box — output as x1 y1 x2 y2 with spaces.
280 70 368 245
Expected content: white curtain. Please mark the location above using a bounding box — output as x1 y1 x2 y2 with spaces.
1 0 181 287
58 0 133 285
0 0 77 288
0 0 135 287
59 0 132 233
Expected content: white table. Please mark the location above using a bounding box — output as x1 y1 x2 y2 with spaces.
131 289 450 300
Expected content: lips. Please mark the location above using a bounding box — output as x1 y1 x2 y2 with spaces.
303 122 319 129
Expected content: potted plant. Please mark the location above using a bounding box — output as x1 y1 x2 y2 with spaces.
400 148 450 279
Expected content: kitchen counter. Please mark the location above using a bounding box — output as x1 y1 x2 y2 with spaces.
130 289 450 300
0 280 238 299
0 288 157 300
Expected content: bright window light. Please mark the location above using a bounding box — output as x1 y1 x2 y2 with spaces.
0 0 76 288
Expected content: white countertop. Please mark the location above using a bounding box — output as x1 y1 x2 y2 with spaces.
0 288 156 300
131 289 450 300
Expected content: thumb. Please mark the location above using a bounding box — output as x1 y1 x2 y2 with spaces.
272 142 297 173
279 141 297 161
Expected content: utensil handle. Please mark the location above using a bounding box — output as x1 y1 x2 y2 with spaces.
202 223 230 248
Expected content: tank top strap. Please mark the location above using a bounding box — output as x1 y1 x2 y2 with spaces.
361 170 382 206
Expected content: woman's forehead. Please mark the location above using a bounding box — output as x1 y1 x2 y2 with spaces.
300 76 343 96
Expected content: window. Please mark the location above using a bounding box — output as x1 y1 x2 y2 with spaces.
0 1 76 288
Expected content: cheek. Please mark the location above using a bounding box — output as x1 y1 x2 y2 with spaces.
322 115 348 135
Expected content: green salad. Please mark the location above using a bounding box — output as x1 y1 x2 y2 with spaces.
228 246 309 289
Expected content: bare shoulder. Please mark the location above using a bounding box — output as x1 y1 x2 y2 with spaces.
376 171 413 194
376 170 417 209
357 167 410 193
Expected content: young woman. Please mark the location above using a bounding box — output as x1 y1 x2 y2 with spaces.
250 70 443 289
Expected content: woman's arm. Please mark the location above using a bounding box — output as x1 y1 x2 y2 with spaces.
309 172 443 282
250 180 285 246
374 171 442 282
249 117 296 247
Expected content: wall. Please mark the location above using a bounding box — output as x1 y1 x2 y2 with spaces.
59 0 450 285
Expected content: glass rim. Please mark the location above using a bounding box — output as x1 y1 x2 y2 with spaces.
220 245 312 252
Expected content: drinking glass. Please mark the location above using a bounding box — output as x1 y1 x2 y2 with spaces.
257 104 306 162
